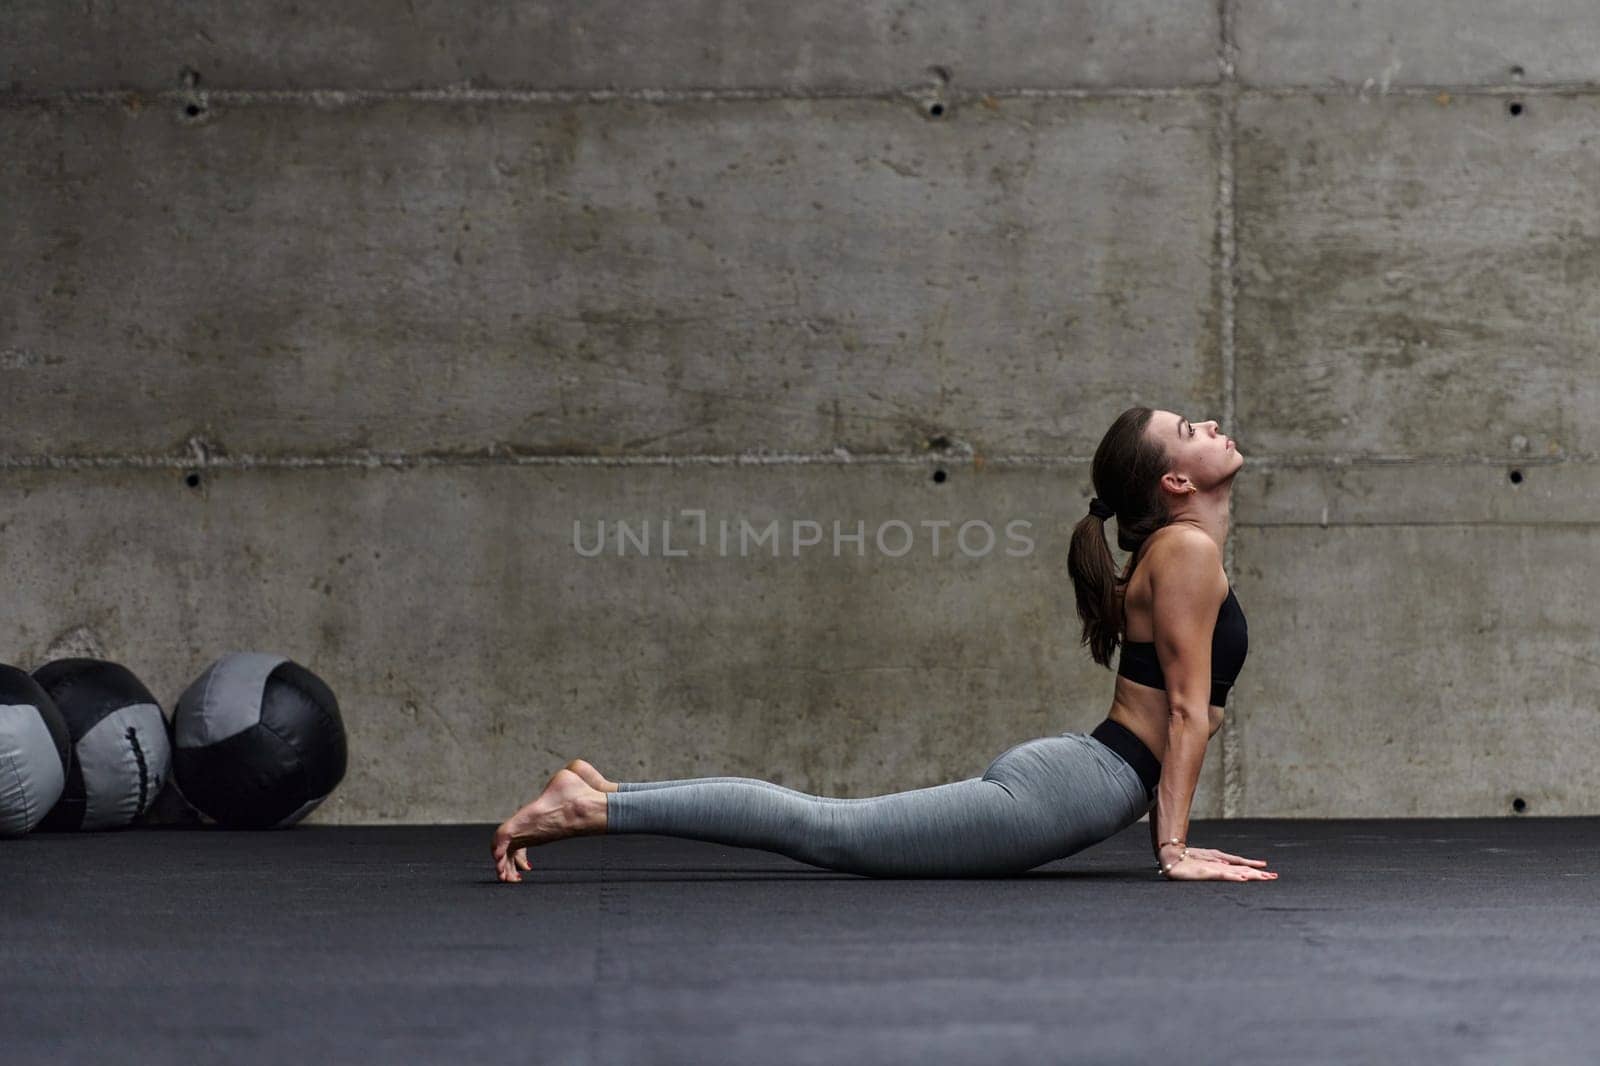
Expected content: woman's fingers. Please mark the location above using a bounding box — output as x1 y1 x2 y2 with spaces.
1189 846 1270 867
1173 858 1278 882
515 848 531 871
1238 863 1278 880
1218 851 1268 866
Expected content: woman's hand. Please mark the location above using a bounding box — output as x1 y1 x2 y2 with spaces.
1184 845 1272 869
1163 853 1278 882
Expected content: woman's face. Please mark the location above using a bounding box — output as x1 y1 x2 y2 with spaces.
1149 408 1243 491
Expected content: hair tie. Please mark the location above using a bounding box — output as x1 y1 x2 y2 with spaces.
1087 497 1115 521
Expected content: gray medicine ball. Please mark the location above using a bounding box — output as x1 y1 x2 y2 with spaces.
171 652 347 829
32 659 172 832
0 663 71 837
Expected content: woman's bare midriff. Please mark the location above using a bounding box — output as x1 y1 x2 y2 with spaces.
1105 527 1226 764
1108 681 1224 765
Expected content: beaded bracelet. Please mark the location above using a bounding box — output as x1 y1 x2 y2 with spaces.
1155 838 1188 876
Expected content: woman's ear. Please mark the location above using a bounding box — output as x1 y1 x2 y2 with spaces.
1159 471 1190 497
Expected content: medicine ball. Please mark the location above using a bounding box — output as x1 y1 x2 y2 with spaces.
0 663 71 837
171 652 347 829
33 659 172 831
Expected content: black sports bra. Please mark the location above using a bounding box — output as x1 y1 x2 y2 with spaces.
1116 586 1249 707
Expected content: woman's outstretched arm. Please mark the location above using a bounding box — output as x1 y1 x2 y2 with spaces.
1144 530 1273 882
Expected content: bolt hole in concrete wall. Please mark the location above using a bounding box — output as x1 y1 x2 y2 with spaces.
184 471 203 490
931 468 948 484
180 66 204 119
1512 797 1528 813
1508 469 1524 485
928 102 945 117
1508 101 1524 116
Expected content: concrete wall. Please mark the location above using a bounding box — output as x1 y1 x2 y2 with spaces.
2 2 1596 822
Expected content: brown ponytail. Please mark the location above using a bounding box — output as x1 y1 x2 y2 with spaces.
1066 406 1174 667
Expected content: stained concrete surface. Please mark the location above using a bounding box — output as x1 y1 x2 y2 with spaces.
0 0 1223 93
0 95 1220 459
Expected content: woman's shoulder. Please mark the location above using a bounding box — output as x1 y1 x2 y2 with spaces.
1141 525 1224 587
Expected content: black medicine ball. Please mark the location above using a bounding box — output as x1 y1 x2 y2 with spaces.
33 658 172 831
0 664 71 837
171 652 347 829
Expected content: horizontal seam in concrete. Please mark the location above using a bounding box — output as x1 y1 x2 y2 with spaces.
1 83 1593 109
0 86 1214 108
1240 83 1599 97
0 453 1585 471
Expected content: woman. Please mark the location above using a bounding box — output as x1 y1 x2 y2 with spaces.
492 407 1278 884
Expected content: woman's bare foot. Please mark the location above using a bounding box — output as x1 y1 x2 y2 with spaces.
564 758 619 793
491 769 607 883
505 760 617 874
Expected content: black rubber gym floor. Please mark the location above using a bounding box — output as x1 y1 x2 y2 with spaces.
3 818 1595 1065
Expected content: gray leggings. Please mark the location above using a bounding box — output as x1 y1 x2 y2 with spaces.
604 731 1156 878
